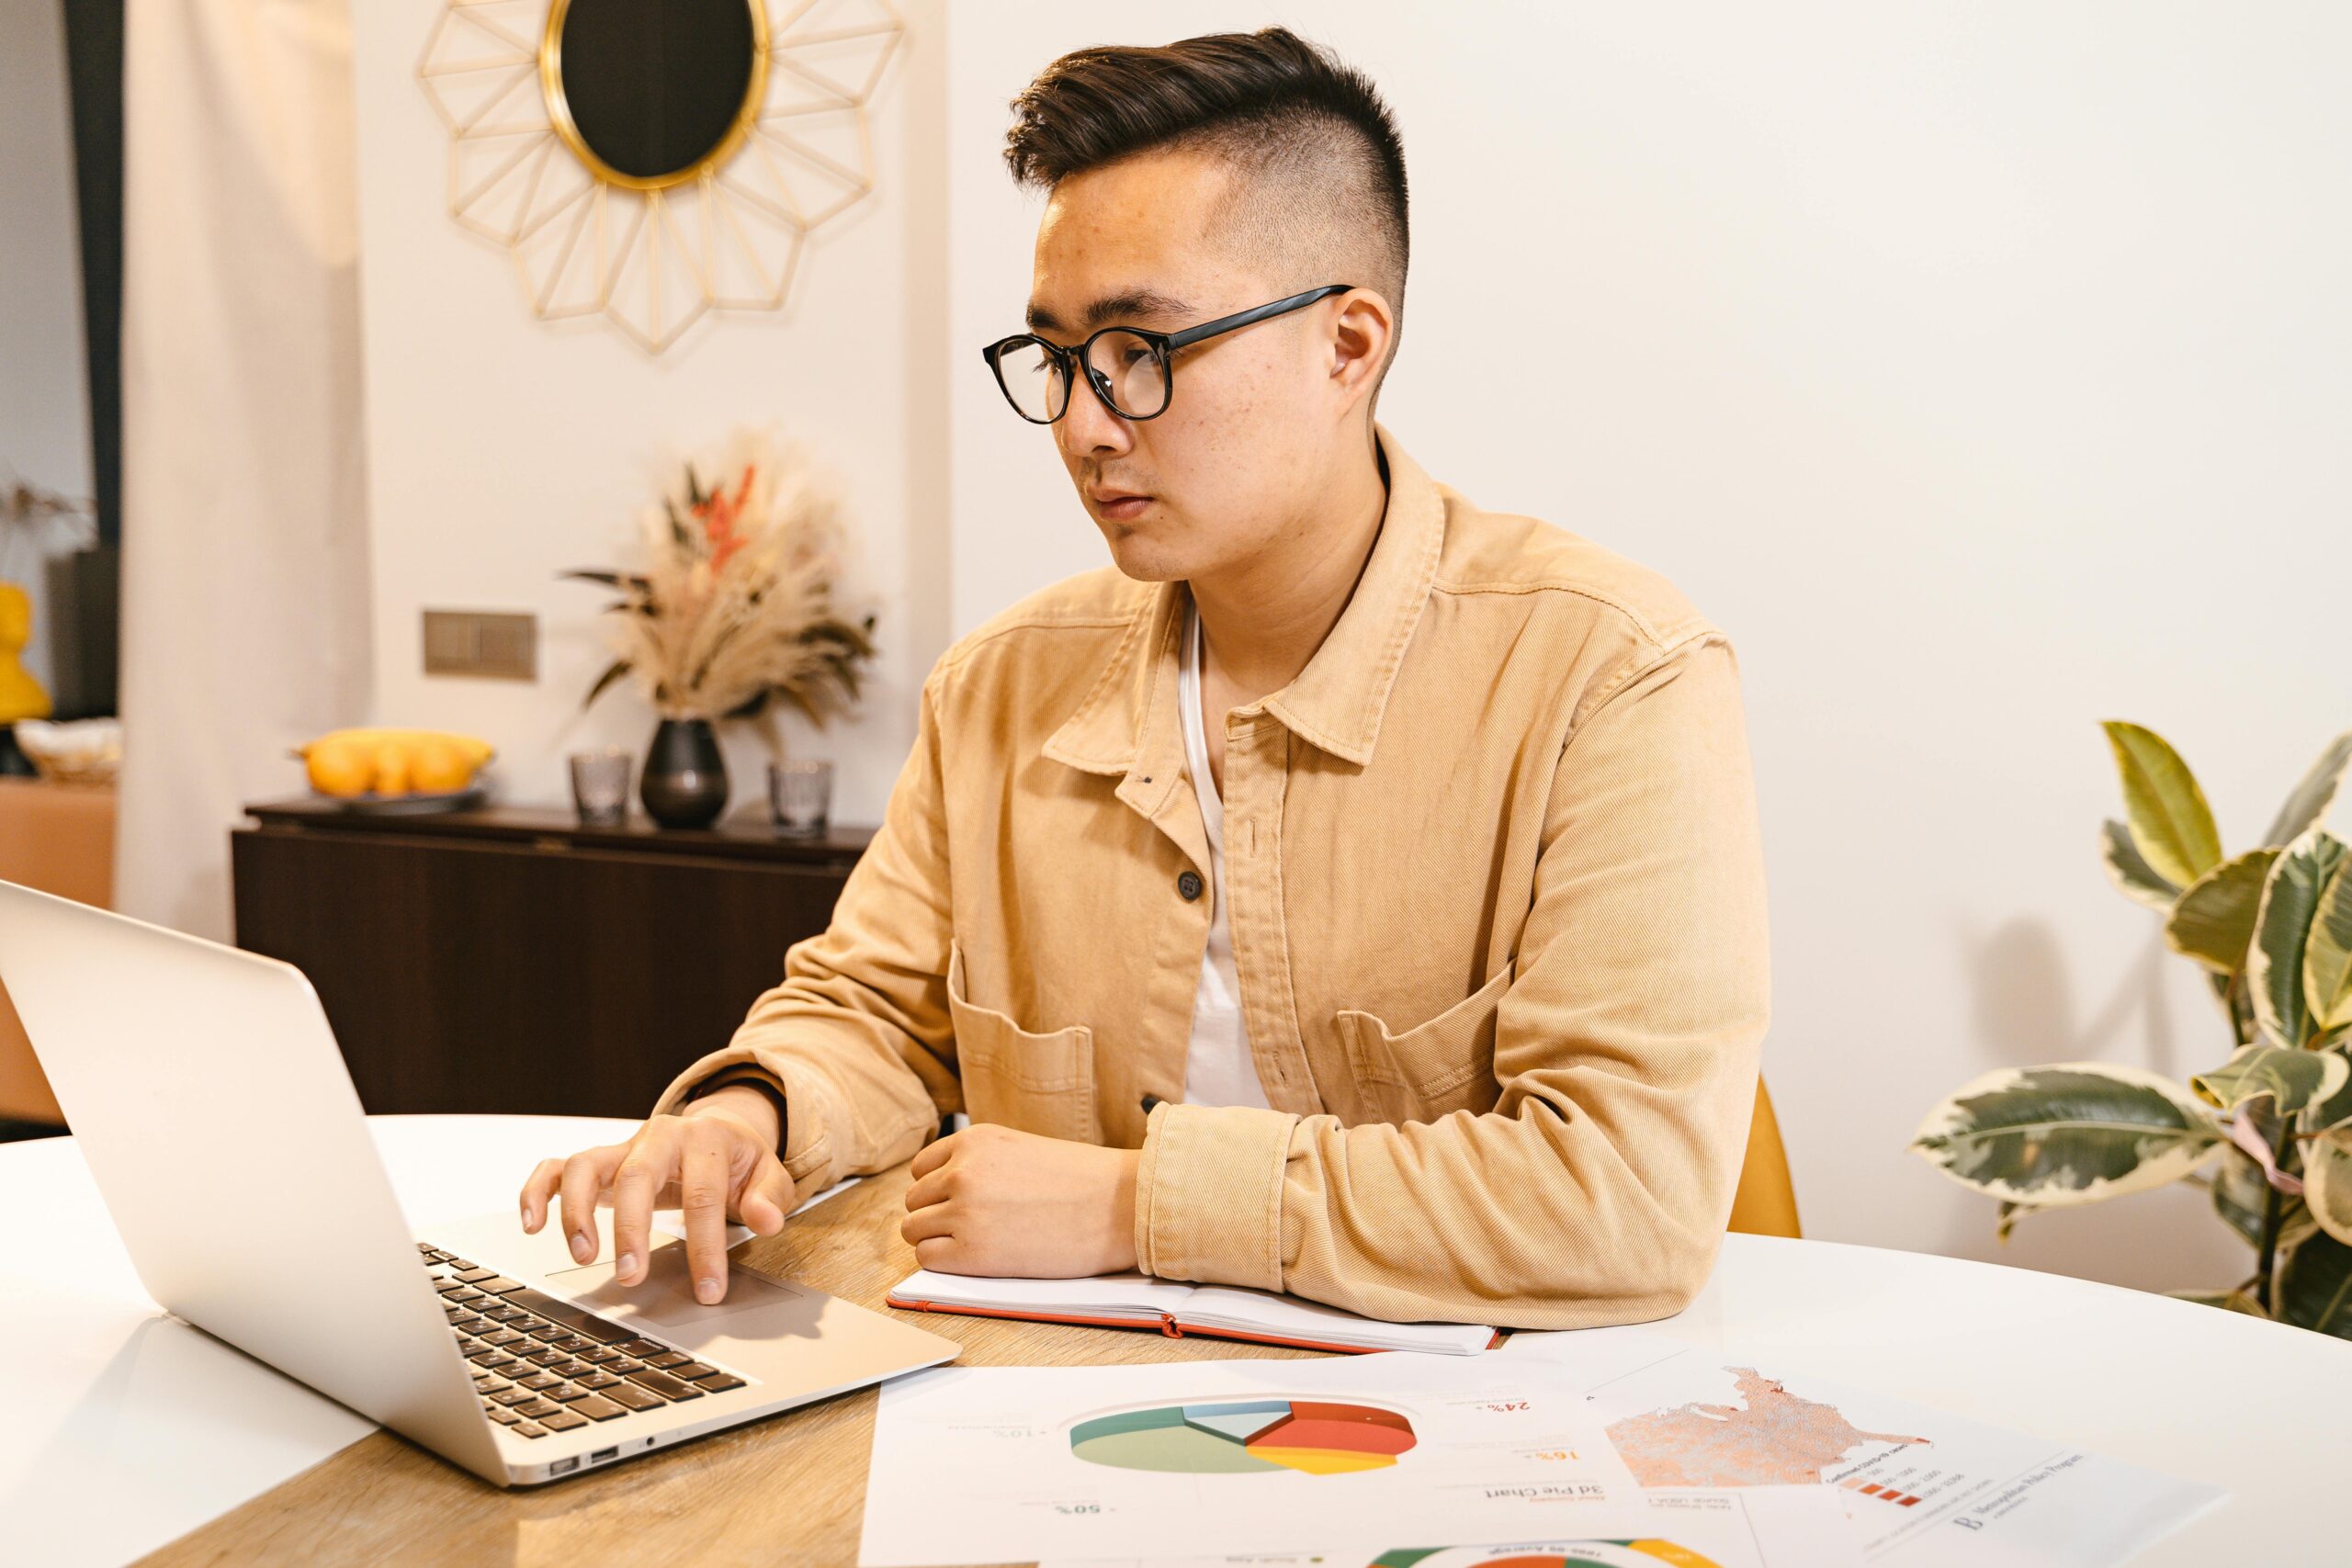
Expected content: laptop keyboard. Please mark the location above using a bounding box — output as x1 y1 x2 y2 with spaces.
418 1241 752 1440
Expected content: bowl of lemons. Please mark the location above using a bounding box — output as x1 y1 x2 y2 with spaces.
297 728 493 813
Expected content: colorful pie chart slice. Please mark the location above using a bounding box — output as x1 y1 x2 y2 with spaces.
1069 1398 1417 1475
1369 1543 1722 1568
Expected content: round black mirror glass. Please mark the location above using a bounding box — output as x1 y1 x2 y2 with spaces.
549 0 763 186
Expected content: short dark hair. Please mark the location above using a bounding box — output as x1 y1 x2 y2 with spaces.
1004 28 1408 350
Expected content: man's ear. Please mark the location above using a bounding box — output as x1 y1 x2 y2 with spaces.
1328 289 1395 410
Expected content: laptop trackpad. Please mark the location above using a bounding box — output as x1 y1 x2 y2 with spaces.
544 1238 828 1345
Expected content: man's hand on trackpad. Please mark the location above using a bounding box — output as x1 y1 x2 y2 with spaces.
516 1085 796 1305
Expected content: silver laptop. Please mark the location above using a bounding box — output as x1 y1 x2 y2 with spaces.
0 878 960 1486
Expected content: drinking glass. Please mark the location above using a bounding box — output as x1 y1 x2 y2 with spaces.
569 747 632 826
767 758 833 837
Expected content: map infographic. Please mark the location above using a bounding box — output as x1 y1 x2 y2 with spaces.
1499 1329 2226 1566
1605 1368 1929 1496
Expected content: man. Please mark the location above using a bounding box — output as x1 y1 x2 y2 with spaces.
520 28 1770 1330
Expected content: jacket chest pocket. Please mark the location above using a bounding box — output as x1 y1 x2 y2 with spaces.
945 940 1100 1144
1334 962 1512 1125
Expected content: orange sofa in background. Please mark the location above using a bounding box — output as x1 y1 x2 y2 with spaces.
0 776 116 1125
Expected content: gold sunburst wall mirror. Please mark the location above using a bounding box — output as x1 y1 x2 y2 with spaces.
418 0 905 354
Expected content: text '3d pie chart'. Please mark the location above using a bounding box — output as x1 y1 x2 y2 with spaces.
1068 1398 1418 1475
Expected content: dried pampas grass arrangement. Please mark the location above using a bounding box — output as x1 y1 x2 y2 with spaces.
566 429 876 731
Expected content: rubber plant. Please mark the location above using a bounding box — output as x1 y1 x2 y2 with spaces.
1910 724 2352 1337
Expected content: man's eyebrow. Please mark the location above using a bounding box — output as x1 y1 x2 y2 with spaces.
1025 289 1194 336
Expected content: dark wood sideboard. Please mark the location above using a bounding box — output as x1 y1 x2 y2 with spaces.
232 799 872 1120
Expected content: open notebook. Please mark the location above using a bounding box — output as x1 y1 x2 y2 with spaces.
884 1269 1499 1355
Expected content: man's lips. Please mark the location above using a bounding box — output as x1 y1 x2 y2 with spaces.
1089 489 1152 518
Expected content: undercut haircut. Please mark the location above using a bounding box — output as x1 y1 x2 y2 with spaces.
1003 28 1408 393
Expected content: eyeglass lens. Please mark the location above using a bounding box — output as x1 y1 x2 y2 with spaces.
997 331 1169 423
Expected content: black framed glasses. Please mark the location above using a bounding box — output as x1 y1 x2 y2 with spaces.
982 284 1353 424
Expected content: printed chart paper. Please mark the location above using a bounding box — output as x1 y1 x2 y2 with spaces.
859 1352 1645 1566
1500 1329 2226 1566
1044 1483 1864 1568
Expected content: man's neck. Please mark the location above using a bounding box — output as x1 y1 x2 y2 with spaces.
1187 434 1390 705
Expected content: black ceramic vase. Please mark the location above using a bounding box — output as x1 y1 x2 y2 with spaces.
640 717 728 829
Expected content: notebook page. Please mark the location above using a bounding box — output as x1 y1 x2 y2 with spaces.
890 1269 1197 1324
1180 1284 1496 1354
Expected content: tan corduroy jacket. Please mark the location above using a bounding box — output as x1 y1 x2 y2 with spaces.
650 423 1771 1330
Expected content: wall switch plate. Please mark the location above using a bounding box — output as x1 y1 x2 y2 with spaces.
422 610 537 681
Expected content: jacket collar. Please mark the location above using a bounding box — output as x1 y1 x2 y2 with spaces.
1044 422 1445 782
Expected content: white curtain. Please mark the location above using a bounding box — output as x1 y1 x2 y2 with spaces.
117 0 373 938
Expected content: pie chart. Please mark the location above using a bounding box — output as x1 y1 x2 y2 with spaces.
1369 1544 1722 1568
1068 1398 1417 1476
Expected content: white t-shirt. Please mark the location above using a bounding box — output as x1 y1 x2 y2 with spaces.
1177 598 1272 1110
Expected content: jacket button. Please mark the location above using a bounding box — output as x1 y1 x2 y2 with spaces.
1177 870 1204 901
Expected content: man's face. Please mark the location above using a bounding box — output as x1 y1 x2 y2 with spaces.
1025 148 1349 583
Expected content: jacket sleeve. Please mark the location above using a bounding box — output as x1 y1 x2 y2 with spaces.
1131 633 1772 1329
647 668 959 1197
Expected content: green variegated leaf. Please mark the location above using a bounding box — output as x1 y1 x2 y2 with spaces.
2304 852 2352 1033
2165 849 2279 973
2102 721 2222 888
2304 1044 2352 1133
2274 1230 2352 1337
2100 818 2181 911
1910 1064 2222 1207
2210 1147 2267 1246
2166 1286 2267 1316
2250 829 2349 1047
2264 730 2352 847
2306 1129 2352 1246
2191 1043 2350 1115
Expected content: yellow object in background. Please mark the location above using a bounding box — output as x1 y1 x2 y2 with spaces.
408 738 472 793
370 742 412 797
304 740 374 797
297 727 493 798
0 583 53 726
1728 1079 1802 1239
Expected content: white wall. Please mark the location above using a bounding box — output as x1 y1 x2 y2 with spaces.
944 4 2352 1292
0 0 94 694
344 1 2346 1293
347 1 951 825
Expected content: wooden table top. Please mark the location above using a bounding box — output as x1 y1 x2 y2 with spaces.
139 1160 1331 1567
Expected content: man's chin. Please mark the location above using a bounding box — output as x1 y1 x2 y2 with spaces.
1098 526 1195 585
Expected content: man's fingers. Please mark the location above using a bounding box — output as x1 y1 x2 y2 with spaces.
908 1132 956 1181
679 1121 733 1303
556 1145 626 1263
519 1157 563 1232
903 1156 959 1213
911 1235 965 1273
737 1153 796 1235
608 1126 674 1286
899 1200 956 1247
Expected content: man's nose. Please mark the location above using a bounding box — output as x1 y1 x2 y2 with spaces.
1057 367 1134 459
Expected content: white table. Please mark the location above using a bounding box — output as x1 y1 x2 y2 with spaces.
5 1114 2345 1565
